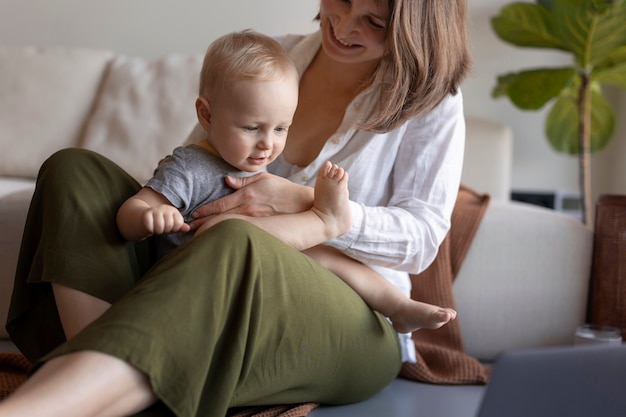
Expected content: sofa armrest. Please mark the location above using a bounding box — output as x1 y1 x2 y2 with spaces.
453 200 593 361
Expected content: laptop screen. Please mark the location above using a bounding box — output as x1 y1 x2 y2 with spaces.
476 345 626 417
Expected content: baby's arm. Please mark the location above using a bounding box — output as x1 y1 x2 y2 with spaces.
117 187 190 241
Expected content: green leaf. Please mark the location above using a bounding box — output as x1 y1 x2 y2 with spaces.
546 93 579 154
594 62 626 87
491 3 566 50
545 85 615 154
553 0 626 66
589 87 615 152
537 0 556 11
590 0 625 14
596 45 626 68
492 67 575 110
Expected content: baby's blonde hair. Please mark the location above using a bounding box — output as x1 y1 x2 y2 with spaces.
199 30 298 98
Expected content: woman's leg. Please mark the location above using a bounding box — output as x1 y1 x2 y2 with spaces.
51 284 113 340
6 148 154 362
23 219 400 417
0 352 157 417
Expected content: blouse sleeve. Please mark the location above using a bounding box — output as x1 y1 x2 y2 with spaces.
326 92 466 275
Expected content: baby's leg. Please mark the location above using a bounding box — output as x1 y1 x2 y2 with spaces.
311 161 352 238
304 245 456 334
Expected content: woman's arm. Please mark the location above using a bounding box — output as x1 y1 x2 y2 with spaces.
190 172 314 220
194 210 332 251
194 162 350 251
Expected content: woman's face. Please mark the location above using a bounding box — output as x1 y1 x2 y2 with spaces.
319 0 390 66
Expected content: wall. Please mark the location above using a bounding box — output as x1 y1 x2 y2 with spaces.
0 0 624 201
0 0 320 57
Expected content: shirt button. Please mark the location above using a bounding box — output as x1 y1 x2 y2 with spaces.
302 176 309 182
331 138 340 144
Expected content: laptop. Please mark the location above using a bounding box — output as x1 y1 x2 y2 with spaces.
476 344 626 417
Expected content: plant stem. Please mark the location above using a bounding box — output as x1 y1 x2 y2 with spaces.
577 71 592 226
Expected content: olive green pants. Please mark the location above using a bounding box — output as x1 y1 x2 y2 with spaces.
6 149 401 417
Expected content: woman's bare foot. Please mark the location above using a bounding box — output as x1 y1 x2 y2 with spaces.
389 300 457 334
310 161 352 237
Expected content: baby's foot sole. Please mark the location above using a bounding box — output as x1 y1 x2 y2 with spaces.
391 307 457 334
312 161 351 236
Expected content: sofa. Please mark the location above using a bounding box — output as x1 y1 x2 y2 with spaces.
0 46 594 416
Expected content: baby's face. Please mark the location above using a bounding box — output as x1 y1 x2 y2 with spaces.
207 75 299 172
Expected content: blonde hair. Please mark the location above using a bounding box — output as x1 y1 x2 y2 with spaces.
335 0 472 132
199 30 298 98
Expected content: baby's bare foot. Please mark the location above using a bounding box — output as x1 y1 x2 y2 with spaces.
390 301 457 334
311 161 351 237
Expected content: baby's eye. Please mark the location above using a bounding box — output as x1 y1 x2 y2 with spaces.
244 126 258 132
275 126 289 133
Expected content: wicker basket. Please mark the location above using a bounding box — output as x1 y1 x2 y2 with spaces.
587 195 626 340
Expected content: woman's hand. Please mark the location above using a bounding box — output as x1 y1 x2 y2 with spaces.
189 172 314 229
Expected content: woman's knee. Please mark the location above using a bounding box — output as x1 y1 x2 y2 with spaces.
40 148 97 178
39 148 138 190
37 148 140 212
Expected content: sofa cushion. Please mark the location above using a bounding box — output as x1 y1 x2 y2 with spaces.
79 54 203 184
453 200 593 361
0 46 113 178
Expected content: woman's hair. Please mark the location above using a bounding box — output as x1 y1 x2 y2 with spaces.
199 30 298 98
320 0 472 132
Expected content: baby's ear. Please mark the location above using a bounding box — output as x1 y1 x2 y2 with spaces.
195 97 212 130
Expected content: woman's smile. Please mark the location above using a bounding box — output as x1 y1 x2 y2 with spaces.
319 0 388 65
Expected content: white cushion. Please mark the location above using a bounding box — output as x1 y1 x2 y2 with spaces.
0 46 113 178
453 200 593 361
80 54 203 184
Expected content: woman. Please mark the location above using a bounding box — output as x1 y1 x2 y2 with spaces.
1 1 471 416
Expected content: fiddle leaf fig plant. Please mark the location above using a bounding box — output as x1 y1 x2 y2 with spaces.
491 0 626 225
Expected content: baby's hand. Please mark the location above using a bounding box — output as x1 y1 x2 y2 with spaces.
142 205 190 235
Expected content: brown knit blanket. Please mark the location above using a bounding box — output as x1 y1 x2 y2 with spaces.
0 352 30 401
0 185 490 414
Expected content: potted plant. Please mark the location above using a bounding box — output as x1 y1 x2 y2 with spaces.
491 0 626 225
